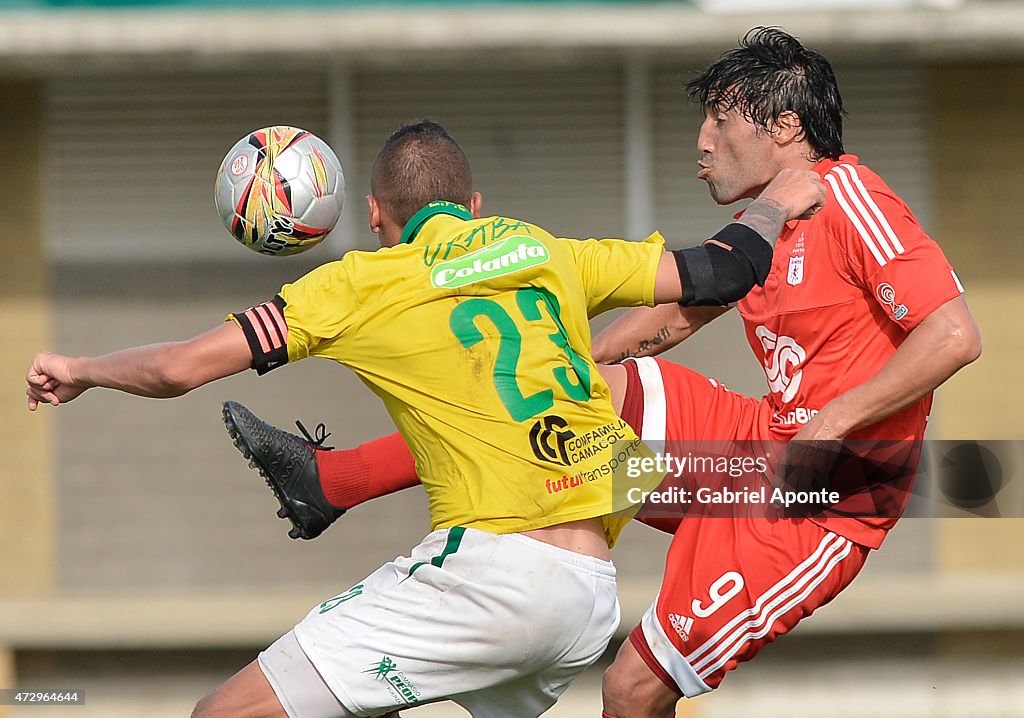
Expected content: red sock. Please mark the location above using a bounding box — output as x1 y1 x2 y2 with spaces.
317 432 419 510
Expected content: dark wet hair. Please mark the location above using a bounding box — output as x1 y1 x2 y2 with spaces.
686 27 846 160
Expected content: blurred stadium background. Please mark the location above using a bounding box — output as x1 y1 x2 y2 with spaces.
1 0 1023 715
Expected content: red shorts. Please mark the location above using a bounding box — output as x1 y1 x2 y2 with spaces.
621 358 871 696
630 517 868 696
621 355 771 446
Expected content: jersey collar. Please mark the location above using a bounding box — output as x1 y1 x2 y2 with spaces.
733 155 863 229
399 200 473 245
811 153 859 178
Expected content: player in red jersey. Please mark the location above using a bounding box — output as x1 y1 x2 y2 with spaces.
591 27 980 716
210 28 981 718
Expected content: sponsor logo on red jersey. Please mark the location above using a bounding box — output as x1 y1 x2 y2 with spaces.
755 326 806 404
669 613 695 641
876 282 909 321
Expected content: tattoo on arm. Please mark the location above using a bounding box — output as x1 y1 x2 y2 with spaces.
736 198 787 248
612 325 671 363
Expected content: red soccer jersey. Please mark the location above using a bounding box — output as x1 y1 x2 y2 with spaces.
737 155 964 545
739 155 962 442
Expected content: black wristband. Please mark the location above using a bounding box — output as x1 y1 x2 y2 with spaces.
705 223 774 286
231 294 290 375
671 240 761 307
673 247 719 306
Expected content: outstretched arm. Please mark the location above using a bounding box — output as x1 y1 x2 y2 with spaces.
595 169 820 363
651 167 825 306
592 304 730 364
26 322 252 410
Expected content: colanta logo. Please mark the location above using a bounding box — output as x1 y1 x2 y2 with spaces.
430 235 549 289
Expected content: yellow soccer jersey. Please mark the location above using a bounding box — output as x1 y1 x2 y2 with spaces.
229 201 666 545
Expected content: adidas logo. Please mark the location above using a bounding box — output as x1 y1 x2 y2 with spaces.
668 613 694 641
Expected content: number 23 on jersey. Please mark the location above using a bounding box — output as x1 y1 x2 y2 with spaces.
449 286 592 423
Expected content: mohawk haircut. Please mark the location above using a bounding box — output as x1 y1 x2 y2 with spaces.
371 120 473 230
686 27 846 161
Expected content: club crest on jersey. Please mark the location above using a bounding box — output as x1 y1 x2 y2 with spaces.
787 255 804 285
875 282 908 321
787 233 806 285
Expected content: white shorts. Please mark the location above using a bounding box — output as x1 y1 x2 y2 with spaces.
259 527 619 718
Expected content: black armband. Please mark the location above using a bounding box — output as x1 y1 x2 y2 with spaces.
231 294 290 375
672 223 773 307
710 222 774 285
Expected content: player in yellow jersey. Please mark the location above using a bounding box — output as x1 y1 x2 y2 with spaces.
252 197 669 545
26 120 824 718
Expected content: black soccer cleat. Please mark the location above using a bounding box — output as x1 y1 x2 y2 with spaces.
222 400 346 540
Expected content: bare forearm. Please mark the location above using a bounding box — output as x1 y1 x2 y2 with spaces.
26 323 252 409
593 306 675 364
71 343 196 398
734 198 788 249
68 323 254 399
592 304 728 364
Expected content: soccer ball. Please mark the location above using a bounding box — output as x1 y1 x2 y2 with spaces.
215 126 345 256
